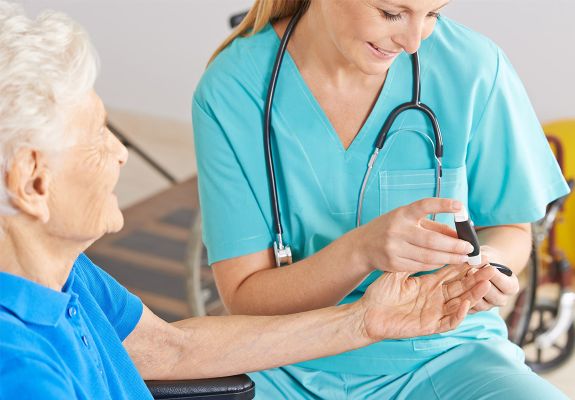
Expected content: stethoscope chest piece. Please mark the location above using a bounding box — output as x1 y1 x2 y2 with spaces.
274 241 293 266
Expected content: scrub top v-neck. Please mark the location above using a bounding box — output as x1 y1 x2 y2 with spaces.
192 17 569 375
281 35 400 157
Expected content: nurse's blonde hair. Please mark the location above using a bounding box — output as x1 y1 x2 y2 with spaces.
209 0 310 64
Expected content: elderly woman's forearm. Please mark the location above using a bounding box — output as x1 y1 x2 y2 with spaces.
162 304 368 379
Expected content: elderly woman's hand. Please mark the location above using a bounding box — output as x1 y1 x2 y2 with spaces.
357 264 496 341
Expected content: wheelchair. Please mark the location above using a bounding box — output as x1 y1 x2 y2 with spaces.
504 184 575 372
145 375 255 400
504 132 575 372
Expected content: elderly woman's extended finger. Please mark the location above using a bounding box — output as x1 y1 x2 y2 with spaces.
438 299 471 333
442 266 497 300
444 279 492 314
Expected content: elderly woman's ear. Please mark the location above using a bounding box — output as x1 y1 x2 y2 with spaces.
5 147 51 223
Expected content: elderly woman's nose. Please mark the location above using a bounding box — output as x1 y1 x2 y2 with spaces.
118 142 128 165
113 134 128 165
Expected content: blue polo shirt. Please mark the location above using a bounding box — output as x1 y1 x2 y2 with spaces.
0 253 152 399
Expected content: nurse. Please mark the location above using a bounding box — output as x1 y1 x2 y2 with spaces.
193 0 569 398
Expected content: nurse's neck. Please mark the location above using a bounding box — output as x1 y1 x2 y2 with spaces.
273 7 387 90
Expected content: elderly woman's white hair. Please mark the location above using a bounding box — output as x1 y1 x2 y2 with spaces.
0 1 99 214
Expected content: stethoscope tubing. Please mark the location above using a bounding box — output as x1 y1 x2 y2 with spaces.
265 8 444 263
263 7 305 249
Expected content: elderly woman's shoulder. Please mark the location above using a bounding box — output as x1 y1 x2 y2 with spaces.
0 312 63 364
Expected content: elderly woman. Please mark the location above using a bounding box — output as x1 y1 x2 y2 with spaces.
0 2 495 399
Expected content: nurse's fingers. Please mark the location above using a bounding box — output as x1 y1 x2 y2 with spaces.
394 256 444 272
488 266 520 295
470 298 492 312
482 285 508 307
401 242 471 268
419 218 459 238
401 198 462 221
406 227 474 255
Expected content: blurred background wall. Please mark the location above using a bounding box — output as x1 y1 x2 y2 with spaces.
20 0 575 126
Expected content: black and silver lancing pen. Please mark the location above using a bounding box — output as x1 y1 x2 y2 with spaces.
454 208 513 276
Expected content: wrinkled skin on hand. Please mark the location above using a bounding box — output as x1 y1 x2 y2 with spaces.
359 264 496 340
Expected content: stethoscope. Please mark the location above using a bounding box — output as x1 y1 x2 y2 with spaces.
265 8 444 267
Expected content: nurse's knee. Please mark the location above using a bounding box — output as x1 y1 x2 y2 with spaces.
470 371 569 400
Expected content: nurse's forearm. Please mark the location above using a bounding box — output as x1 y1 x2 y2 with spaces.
476 223 532 273
227 232 372 315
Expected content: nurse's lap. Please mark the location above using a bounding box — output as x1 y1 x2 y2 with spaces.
249 338 568 399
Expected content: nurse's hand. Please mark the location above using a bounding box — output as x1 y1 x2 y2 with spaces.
355 198 475 273
358 263 496 340
468 247 520 313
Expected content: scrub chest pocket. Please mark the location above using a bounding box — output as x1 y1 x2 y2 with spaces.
352 166 469 294
379 166 468 226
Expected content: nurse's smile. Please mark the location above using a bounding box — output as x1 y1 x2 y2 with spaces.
366 42 400 60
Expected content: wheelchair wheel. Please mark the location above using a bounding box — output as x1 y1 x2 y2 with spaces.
522 298 575 373
504 246 538 346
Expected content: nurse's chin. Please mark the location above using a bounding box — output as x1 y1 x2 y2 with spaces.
356 60 395 77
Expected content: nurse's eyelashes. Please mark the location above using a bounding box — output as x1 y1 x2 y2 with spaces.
378 9 441 22
380 10 402 21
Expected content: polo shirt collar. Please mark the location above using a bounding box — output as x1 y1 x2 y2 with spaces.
0 268 75 327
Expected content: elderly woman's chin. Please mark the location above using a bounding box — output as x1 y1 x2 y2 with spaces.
44 193 125 244
95 193 125 237
106 196 124 234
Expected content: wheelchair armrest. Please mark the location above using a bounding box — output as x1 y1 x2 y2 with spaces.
146 374 255 400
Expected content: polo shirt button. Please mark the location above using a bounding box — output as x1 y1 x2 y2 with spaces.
68 306 77 318
81 335 89 347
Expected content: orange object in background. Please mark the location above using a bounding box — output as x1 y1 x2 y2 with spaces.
543 120 575 269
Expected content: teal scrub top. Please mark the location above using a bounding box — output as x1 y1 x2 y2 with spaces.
192 17 569 375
